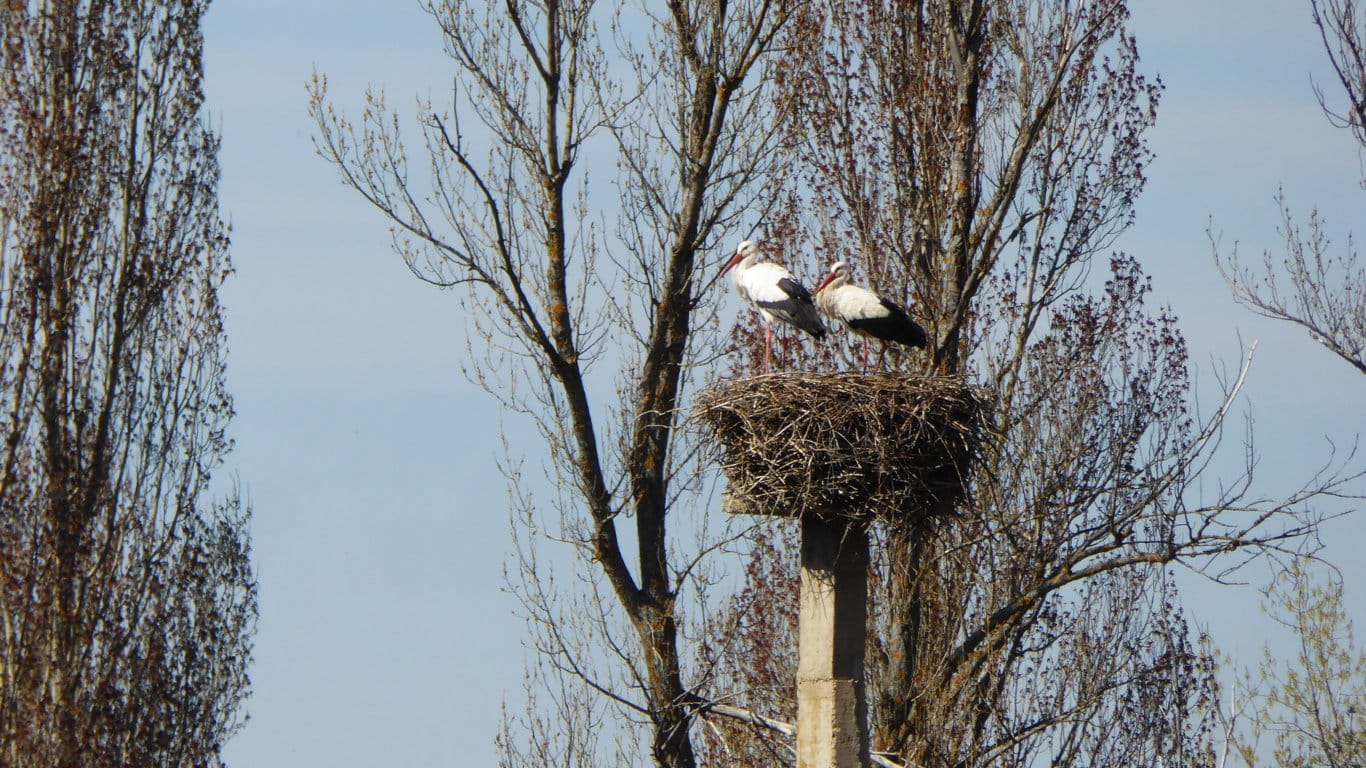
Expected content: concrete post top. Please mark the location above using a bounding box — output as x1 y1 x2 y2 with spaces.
696 372 989 523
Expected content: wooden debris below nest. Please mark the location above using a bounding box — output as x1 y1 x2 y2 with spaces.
695 372 989 523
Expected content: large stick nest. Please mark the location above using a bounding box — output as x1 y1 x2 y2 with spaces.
695 372 990 522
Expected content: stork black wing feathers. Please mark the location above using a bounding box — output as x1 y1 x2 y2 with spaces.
756 277 826 339
844 298 928 349
777 277 814 303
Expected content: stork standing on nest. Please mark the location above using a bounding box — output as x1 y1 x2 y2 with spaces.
720 240 826 372
813 260 927 371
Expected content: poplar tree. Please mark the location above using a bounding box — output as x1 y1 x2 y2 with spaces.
0 3 255 766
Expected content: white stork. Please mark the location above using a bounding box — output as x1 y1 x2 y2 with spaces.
813 260 927 371
720 240 826 371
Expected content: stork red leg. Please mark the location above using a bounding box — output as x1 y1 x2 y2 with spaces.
764 322 773 373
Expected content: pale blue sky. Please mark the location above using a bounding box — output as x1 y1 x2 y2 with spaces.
207 2 1365 765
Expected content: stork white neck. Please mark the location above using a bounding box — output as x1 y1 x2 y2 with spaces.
726 251 758 283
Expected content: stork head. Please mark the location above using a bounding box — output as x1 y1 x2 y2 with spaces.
720 239 760 276
814 260 849 294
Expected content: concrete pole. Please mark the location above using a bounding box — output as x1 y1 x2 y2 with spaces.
797 514 870 768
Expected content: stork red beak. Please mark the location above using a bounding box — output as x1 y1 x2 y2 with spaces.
719 250 743 276
814 269 836 294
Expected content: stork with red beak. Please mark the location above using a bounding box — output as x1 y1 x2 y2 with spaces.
813 260 927 371
720 240 826 371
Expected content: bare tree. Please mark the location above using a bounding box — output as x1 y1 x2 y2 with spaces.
313 1 1358 767
310 1 796 765
1215 0 1366 375
0 1 256 766
695 1 1358 766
